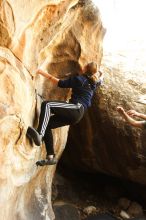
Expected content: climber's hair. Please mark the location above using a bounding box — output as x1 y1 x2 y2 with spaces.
84 62 99 84
85 62 97 75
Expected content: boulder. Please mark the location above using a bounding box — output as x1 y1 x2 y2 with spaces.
127 201 143 217
0 0 105 219
83 206 97 215
62 62 146 184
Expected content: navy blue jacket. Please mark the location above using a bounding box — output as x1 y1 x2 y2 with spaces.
58 74 102 110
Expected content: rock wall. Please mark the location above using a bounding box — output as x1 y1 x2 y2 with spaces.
62 56 146 185
0 0 105 219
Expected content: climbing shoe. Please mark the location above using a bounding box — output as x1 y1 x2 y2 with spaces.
36 157 57 166
26 126 42 146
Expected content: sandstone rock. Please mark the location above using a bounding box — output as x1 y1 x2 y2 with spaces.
127 201 143 217
118 198 131 210
0 0 105 219
61 60 146 185
83 206 97 215
120 210 130 219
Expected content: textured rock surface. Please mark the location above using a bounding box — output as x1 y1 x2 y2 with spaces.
62 53 146 185
0 0 105 219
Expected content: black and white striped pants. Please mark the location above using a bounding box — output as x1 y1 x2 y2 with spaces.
37 101 84 155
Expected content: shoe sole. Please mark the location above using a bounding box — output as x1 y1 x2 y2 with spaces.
26 127 41 146
36 159 57 166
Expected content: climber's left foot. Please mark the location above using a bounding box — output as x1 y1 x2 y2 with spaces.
36 157 57 166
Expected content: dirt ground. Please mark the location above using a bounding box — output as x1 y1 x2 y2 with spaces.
52 164 146 220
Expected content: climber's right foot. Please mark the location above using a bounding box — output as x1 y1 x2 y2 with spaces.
26 126 42 146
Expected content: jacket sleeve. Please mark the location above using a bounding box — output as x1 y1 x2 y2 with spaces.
58 76 81 88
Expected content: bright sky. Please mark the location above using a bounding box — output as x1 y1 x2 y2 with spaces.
92 0 146 51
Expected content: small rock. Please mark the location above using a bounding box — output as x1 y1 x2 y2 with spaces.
120 210 130 219
83 206 97 215
118 198 131 210
127 202 143 217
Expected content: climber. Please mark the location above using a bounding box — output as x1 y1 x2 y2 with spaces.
26 61 104 166
117 106 146 129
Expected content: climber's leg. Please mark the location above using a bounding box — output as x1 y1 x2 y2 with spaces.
36 100 80 137
34 100 83 142
26 101 51 145
36 103 84 166
36 116 70 166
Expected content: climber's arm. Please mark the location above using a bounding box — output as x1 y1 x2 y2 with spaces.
36 69 59 86
117 106 146 128
127 110 146 120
